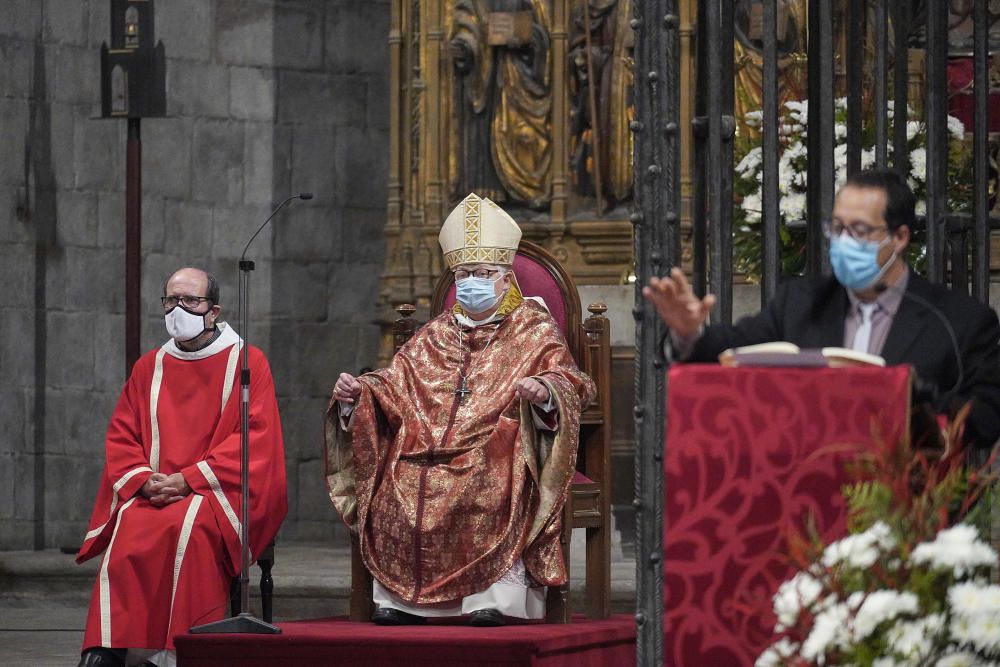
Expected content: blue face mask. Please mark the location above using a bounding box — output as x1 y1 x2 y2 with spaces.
455 274 504 313
829 234 896 291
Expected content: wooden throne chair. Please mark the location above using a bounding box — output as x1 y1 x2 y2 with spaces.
349 240 612 623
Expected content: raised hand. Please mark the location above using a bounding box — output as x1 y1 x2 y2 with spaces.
641 267 716 338
332 372 363 405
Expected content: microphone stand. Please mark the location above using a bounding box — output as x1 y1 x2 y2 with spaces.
190 193 312 636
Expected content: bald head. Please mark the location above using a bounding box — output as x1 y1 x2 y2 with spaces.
163 268 220 305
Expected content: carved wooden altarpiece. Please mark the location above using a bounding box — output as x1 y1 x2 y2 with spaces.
377 0 644 360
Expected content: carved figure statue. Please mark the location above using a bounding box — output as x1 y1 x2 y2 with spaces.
732 0 809 138
449 0 553 209
568 0 634 212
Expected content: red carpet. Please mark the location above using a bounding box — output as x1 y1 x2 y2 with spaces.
175 615 636 666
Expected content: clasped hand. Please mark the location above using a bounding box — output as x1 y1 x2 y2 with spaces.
334 372 551 407
141 472 191 507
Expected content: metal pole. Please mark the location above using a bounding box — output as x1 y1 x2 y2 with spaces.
761 0 779 304
846 0 864 176
707 0 732 322
972 0 990 301
125 118 141 376
873 0 889 168
892 0 910 176
633 0 679 663
691 0 708 298
806 0 834 275
925 0 948 283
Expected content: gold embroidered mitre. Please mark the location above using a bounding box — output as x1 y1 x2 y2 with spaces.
438 193 522 269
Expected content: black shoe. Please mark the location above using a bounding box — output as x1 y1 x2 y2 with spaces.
77 648 126 667
371 607 427 625
469 608 505 627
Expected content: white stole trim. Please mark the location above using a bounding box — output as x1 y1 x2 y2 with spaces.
220 342 242 415
149 348 167 472
99 496 138 646
84 466 154 541
195 460 249 560
162 323 242 361
165 495 203 640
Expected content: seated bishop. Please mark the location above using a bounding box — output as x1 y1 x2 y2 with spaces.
325 194 596 626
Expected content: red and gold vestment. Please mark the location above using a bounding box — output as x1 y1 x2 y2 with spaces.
326 298 595 604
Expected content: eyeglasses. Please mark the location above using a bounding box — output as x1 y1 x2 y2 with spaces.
161 295 212 309
453 268 502 281
822 219 889 242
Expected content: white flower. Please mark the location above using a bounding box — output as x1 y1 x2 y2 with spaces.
737 146 763 178
835 123 848 140
934 651 980 667
850 590 919 641
887 614 945 661
911 524 998 576
872 659 906 667
801 601 851 662
948 114 966 141
773 571 823 629
948 582 1000 653
909 147 927 183
779 192 806 223
745 110 763 128
915 200 927 216
742 192 763 223
822 521 895 569
906 120 922 141
755 637 800 667
861 148 876 169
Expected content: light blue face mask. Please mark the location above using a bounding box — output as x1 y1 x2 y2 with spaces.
455 274 504 313
829 234 896 291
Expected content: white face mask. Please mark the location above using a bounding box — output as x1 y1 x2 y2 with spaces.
165 306 208 342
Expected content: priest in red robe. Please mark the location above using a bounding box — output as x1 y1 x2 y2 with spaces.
325 194 596 626
76 268 287 667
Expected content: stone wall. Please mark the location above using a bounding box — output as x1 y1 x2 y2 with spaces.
0 0 389 549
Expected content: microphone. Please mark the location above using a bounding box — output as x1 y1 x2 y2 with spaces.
240 193 313 260
873 281 963 406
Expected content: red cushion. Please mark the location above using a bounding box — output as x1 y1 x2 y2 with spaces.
441 254 569 336
572 470 593 484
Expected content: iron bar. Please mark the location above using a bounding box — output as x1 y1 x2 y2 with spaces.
806 0 834 275
720 0 735 322
874 0 889 168
690 0 708 298
761 0 779 304
846 0 864 176
632 1 679 663
925 0 948 283
892 0 909 176
972 0 990 302
707 0 732 322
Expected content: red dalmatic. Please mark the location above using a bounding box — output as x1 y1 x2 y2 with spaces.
77 325 287 652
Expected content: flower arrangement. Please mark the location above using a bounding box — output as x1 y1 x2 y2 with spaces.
756 411 1000 667
733 99 973 279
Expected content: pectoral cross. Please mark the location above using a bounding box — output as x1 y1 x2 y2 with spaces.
454 374 472 403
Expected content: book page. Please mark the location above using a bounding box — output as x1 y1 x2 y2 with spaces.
820 347 886 367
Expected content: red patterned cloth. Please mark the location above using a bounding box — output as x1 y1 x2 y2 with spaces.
663 364 911 666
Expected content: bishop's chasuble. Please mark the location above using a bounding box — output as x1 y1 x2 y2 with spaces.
325 289 596 611
77 324 287 652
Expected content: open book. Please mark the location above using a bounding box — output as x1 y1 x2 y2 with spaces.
718 341 886 368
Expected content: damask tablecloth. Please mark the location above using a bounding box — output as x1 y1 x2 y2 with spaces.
664 364 911 666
